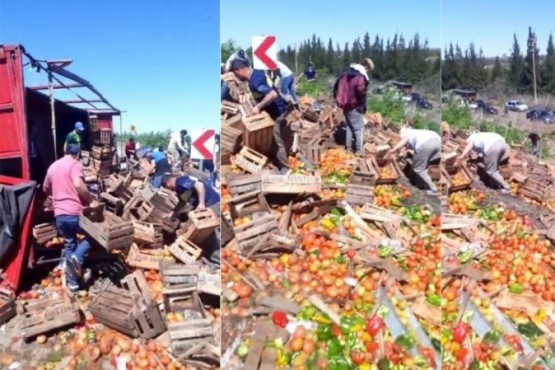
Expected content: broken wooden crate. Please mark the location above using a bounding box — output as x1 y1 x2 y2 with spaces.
221 122 242 165
375 159 402 184
89 273 166 339
140 185 179 216
32 223 57 244
17 293 80 340
232 146 268 174
232 214 279 252
126 244 175 270
260 173 322 194
167 292 214 357
80 205 134 251
226 172 263 196
345 183 374 206
168 236 203 264
180 209 220 245
197 267 221 296
0 288 16 326
99 192 125 216
242 112 274 155
518 177 554 203
104 174 135 202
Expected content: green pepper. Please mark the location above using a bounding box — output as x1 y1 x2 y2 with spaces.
236 340 250 359
336 255 347 264
326 337 344 357
327 355 353 370
508 283 523 294
317 323 333 341
426 294 441 307
469 360 481 370
458 250 473 264
431 338 441 352
331 208 343 217
345 332 358 350
394 334 416 351
297 305 316 320
377 358 392 370
378 245 394 258
483 329 501 345
517 322 544 339
340 315 365 334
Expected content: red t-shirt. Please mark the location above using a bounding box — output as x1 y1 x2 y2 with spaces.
125 142 135 155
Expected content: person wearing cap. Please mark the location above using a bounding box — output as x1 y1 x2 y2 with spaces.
168 129 189 168
161 174 220 212
275 60 298 103
64 121 85 152
458 131 511 193
303 63 317 81
43 143 98 294
146 148 172 188
125 137 136 160
231 55 290 172
386 125 441 195
333 58 374 154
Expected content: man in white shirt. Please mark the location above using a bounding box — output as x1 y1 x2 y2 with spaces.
387 127 441 195
275 60 297 103
458 131 510 192
168 130 188 168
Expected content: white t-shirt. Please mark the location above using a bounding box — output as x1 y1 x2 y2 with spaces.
400 129 440 150
467 132 505 154
276 61 293 78
168 131 185 152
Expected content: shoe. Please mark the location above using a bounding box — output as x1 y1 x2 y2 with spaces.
68 284 80 295
83 268 92 284
499 188 511 194
425 190 439 196
68 256 82 278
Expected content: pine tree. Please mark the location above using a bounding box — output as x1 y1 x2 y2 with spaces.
352 38 362 64
508 33 525 91
363 32 371 58
342 43 351 71
491 57 504 82
522 27 540 94
326 38 335 74
541 34 555 94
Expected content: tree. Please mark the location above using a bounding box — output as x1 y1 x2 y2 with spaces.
351 38 362 64
491 57 504 81
326 38 335 74
363 32 371 58
342 42 351 71
522 26 540 93
508 33 525 91
541 34 555 94
221 39 237 63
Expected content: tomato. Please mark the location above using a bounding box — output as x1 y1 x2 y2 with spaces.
289 337 303 352
455 348 468 361
346 249 356 259
366 341 379 353
331 324 341 337
350 351 364 365
302 339 315 354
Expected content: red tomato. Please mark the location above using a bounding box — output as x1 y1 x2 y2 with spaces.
350 351 364 365
366 341 379 353
455 348 468 361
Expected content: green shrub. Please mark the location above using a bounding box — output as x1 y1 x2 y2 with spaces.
367 91 405 123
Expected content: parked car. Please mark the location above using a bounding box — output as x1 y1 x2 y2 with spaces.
526 109 555 123
459 99 478 109
505 100 528 112
475 100 498 115
416 98 433 110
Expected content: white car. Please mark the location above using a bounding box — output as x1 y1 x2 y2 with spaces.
505 100 528 112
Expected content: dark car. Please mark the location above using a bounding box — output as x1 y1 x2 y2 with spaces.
526 109 555 123
483 104 498 115
416 99 433 110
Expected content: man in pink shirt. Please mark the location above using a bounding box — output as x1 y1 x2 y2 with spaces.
43 144 98 293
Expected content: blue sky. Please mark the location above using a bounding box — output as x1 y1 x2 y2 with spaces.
442 0 555 58
0 0 220 133
221 0 441 51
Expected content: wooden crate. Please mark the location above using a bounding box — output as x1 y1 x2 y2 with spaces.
80 206 134 251
304 145 326 166
519 177 553 203
17 294 80 340
226 173 263 196
140 186 179 216
375 159 402 185
126 244 175 270
443 165 474 193
261 173 322 194
132 220 163 247
345 183 374 206
197 267 221 296
91 145 113 160
242 112 274 155
232 146 268 174
123 196 155 221
167 294 213 356
32 223 57 244
99 192 125 216
429 164 441 181
228 191 271 221
89 279 165 339
220 216 234 247
168 236 203 264
160 263 200 295
221 124 242 165
92 158 113 177
180 209 219 244
0 288 16 326
233 215 279 252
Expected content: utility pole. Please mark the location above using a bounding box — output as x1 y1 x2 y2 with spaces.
529 32 538 105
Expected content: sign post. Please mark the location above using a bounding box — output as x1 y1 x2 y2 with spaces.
190 129 215 161
252 35 277 70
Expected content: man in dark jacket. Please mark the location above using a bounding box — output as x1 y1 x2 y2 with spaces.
334 58 374 154
231 55 290 172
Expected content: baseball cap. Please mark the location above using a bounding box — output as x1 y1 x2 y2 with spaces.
75 121 85 131
230 56 250 71
66 143 80 155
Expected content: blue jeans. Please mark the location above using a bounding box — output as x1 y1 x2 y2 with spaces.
55 215 90 288
280 75 297 102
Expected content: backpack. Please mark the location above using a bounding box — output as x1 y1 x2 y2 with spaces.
334 73 351 109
